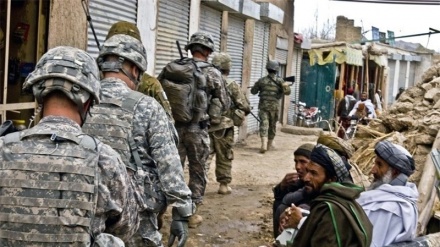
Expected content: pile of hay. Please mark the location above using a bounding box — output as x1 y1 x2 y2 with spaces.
351 62 440 186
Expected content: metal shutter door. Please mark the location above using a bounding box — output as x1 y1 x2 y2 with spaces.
275 48 288 65
227 16 245 140
87 0 138 59
227 16 245 85
287 48 302 125
199 4 222 56
155 0 190 76
248 21 269 134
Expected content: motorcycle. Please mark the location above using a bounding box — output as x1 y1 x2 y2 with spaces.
344 115 371 140
291 101 322 128
291 100 307 127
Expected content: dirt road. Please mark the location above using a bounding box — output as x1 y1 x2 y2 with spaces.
161 125 318 247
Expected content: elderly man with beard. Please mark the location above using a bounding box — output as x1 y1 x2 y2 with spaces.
280 144 372 247
356 140 418 247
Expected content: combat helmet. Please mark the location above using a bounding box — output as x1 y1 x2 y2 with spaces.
106 21 141 41
185 31 215 52
23 46 100 123
212 52 232 71
97 34 147 74
266 60 280 72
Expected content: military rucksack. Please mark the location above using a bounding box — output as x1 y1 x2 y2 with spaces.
0 130 100 246
82 90 166 213
158 57 222 124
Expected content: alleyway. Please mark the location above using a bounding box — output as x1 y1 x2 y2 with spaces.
161 125 319 246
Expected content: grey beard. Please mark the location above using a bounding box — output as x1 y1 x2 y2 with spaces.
368 169 393 190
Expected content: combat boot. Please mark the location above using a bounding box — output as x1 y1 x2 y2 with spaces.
267 139 276 151
188 203 203 228
260 137 268 153
218 183 232 195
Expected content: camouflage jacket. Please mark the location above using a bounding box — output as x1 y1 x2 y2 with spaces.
226 77 251 116
251 73 286 111
209 76 251 132
137 72 174 123
89 78 192 209
194 57 230 112
0 116 139 243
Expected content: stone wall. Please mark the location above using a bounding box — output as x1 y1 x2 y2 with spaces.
335 15 362 43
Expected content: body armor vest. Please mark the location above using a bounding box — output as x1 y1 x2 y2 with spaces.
0 129 99 246
82 91 165 213
258 75 282 102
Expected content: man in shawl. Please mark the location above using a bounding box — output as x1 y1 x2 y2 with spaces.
280 144 372 247
356 140 418 247
272 143 315 238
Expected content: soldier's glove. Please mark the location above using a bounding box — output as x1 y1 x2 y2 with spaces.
167 205 194 247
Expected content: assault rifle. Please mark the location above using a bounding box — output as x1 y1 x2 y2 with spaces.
82 0 100 50
246 75 295 89
249 110 261 123
176 40 184 59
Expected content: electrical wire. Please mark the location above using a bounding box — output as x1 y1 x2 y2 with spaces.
331 0 440 5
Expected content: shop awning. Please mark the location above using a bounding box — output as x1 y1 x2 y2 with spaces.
308 44 363 66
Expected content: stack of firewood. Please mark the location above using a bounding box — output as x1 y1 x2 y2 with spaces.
350 62 440 236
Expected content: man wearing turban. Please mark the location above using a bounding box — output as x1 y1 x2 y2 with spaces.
272 143 315 238
280 144 372 247
356 140 418 246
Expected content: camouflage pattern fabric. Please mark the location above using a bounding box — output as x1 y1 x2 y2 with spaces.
93 233 125 247
206 77 251 182
184 31 215 52
83 78 192 246
175 123 210 204
0 116 139 246
207 127 234 184
224 77 251 124
251 73 285 139
137 72 174 123
258 109 278 139
159 57 228 205
197 58 230 110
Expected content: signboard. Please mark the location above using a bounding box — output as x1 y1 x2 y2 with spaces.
387 30 395 46
379 31 386 43
372 26 379 41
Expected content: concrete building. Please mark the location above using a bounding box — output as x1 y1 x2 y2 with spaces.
0 0 297 141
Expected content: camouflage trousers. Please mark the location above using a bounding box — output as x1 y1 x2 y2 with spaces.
259 109 278 140
206 127 234 184
125 211 163 247
175 124 210 204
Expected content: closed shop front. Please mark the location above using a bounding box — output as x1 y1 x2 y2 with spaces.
227 15 245 85
199 4 222 55
87 0 138 59
287 47 302 125
248 21 270 133
154 0 190 75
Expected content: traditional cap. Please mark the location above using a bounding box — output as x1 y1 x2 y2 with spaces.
293 143 315 158
374 141 415 176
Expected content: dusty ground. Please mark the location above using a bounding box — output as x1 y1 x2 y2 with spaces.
160 125 318 247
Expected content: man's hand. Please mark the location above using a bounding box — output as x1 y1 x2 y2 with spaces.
280 172 299 189
279 204 303 231
167 219 188 247
168 208 190 247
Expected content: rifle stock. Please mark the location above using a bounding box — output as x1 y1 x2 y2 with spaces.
176 40 184 59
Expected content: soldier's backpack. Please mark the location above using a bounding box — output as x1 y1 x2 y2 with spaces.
0 130 100 246
82 90 166 213
159 57 219 124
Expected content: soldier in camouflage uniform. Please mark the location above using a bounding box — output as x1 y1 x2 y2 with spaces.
251 60 291 153
158 31 229 228
81 35 193 247
207 52 250 195
106 21 174 123
0 46 139 246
